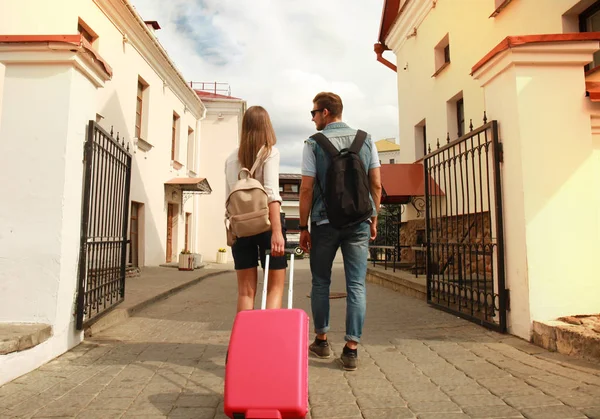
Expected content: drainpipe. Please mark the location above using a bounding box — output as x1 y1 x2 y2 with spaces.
374 42 397 72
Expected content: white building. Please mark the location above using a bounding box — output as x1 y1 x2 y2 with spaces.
375 138 401 164
376 0 600 340
0 0 244 385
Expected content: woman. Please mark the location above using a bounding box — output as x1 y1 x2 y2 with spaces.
225 106 286 312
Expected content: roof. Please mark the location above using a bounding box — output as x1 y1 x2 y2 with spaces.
165 177 212 194
378 0 402 45
0 35 113 77
380 163 443 204
472 33 600 75
194 90 241 100
375 139 400 152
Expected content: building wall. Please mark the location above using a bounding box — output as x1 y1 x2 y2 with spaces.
387 0 585 163
379 149 400 164
197 100 245 262
385 0 600 339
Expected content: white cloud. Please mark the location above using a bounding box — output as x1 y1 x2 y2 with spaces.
130 0 399 172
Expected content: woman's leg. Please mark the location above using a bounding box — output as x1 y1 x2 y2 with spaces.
236 267 258 312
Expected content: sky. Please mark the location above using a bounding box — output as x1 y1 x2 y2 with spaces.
130 0 399 173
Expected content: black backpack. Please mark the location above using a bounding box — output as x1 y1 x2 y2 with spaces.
312 130 372 229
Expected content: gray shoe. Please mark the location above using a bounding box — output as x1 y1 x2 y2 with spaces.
309 338 331 359
340 347 358 371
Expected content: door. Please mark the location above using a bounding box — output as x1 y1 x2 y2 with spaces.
166 204 174 262
130 202 140 267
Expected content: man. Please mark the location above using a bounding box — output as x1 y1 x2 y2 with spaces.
299 92 382 371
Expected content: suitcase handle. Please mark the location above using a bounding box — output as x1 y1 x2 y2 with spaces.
261 250 295 310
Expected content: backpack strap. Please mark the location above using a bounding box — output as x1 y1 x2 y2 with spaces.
311 133 339 158
349 130 367 154
249 146 267 177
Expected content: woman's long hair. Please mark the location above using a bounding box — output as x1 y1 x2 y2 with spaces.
238 106 277 170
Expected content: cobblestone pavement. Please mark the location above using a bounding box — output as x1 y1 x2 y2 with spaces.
1 260 600 418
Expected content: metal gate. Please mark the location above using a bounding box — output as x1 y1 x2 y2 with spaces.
423 117 507 332
76 121 132 330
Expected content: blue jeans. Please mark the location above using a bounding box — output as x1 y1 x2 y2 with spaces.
310 221 370 343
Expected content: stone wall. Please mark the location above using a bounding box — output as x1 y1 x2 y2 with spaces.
400 212 494 276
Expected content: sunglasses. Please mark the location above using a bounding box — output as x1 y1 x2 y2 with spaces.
310 108 325 117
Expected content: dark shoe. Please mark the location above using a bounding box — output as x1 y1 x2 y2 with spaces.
340 346 358 371
309 338 331 359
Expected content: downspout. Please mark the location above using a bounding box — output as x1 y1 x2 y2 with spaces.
374 42 397 72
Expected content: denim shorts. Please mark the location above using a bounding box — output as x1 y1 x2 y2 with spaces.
231 229 288 270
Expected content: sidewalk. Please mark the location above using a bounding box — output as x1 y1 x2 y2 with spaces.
84 263 234 337
1 259 599 418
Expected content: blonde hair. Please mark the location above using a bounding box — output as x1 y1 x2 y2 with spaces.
238 106 277 169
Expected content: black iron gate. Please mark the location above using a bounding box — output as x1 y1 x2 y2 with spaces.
76 121 132 330
423 117 507 332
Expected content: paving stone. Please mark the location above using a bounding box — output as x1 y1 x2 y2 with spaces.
356 393 407 408
407 401 462 413
2 265 599 419
361 407 415 418
174 394 221 408
520 404 587 418
309 390 357 406
167 407 215 418
76 409 124 418
462 405 524 418
581 406 600 418
503 394 564 409
400 390 450 402
451 394 506 407
311 404 362 418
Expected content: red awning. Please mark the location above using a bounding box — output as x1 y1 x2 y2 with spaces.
380 164 444 204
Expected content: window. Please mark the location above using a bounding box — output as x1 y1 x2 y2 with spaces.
283 183 299 193
580 1 600 69
135 80 146 139
171 112 180 161
187 127 195 172
446 92 464 140
414 119 426 161
77 19 98 46
390 158 395 164
433 34 450 77
456 98 465 138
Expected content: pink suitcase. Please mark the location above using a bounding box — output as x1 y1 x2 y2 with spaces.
224 252 309 419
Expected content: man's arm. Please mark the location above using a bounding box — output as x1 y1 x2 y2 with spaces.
299 175 314 252
369 167 382 221
368 167 382 241
299 176 314 227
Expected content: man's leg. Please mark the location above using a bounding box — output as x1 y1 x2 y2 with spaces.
339 221 370 370
309 223 339 358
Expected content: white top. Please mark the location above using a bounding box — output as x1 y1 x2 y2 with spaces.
225 146 283 204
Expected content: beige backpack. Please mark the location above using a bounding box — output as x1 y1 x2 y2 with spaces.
225 147 271 245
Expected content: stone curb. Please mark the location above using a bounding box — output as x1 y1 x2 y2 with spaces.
84 269 233 337
366 268 427 300
0 324 53 355
532 320 600 361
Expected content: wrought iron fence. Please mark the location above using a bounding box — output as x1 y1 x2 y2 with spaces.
76 121 132 329
423 116 507 332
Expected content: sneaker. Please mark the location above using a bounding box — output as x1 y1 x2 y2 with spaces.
309 338 331 359
340 346 358 371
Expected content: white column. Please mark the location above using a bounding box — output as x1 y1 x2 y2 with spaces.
473 41 600 339
0 45 109 385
